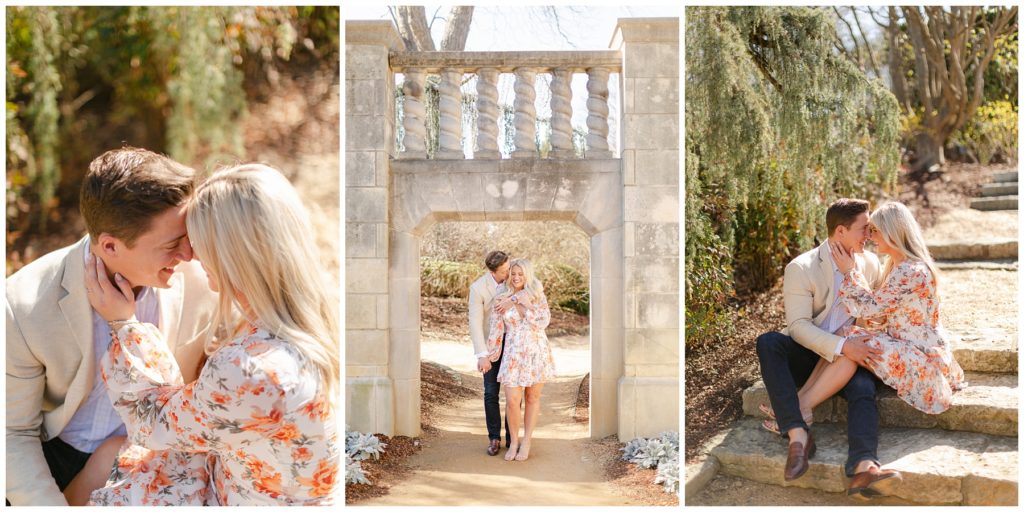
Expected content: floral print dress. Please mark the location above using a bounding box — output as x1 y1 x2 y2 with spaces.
839 260 966 414
486 292 556 387
88 322 339 505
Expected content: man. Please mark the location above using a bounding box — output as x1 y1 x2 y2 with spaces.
6 147 219 505
468 250 512 456
756 198 903 498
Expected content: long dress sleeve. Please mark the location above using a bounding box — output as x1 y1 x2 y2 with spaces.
839 263 931 320
523 292 551 329
485 304 505 362
100 322 339 504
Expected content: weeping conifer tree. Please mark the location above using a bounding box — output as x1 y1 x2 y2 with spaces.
685 7 900 346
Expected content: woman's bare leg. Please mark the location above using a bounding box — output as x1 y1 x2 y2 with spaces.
796 356 858 418
64 434 126 505
517 384 544 461
504 387 523 461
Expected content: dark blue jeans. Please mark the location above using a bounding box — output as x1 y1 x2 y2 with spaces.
483 334 511 443
756 331 881 477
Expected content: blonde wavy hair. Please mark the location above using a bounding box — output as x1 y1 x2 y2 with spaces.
497 258 545 302
870 201 939 290
185 164 340 399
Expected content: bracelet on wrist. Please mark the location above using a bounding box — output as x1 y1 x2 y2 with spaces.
107 318 140 329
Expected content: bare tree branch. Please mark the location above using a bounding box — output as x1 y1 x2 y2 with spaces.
851 6 882 78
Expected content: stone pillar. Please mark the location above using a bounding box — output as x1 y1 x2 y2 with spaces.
549 67 574 159
612 18 680 440
475 67 501 159
400 68 427 158
345 21 403 436
436 68 465 159
512 67 538 158
585 67 613 158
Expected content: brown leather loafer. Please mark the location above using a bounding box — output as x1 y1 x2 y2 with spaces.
487 439 500 456
847 466 903 499
783 431 816 481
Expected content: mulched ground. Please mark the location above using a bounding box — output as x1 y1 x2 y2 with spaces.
573 373 590 423
588 435 680 506
684 162 1007 463
421 296 590 338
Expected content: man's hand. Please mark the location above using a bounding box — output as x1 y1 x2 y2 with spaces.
841 334 883 368
495 296 513 315
477 357 492 373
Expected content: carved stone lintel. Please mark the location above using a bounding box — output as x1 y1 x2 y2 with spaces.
586 67 613 159
399 69 426 159
475 67 501 159
436 68 464 159
549 67 575 159
512 67 537 159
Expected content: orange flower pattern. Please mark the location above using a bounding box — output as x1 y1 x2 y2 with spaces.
839 260 966 414
89 322 339 505
485 292 556 387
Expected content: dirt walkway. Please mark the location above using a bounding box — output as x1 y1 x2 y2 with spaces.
359 370 640 506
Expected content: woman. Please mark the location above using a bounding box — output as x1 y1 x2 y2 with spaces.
85 164 340 505
485 259 556 461
763 201 965 431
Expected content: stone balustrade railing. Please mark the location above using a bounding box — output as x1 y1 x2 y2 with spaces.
391 51 621 160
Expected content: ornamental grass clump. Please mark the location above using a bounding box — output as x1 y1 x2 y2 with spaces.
621 431 680 493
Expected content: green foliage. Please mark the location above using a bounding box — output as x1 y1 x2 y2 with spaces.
954 100 1018 165
6 6 337 241
420 257 590 315
685 7 900 347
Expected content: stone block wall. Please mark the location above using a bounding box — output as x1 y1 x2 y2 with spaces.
614 18 680 439
345 21 402 435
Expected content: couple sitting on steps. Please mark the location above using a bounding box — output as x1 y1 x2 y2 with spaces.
756 198 965 500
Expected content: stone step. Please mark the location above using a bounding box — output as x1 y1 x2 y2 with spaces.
927 239 1017 260
742 372 1017 437
992 171 1018 183
954 330 1018 374
982 182 1019 196
711 418 1017 505
971 196 1018 211
935 259 1017 271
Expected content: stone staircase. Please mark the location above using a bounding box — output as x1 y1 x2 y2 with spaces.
688 220 1019 505
971 171 1018 211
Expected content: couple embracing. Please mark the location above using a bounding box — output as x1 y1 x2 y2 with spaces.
7 148 339 505
756 198 966 499
468 251 557 461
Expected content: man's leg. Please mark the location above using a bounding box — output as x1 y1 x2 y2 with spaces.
840 366 880 476
483 338 504 442
755 332 819 436
41 437 92 491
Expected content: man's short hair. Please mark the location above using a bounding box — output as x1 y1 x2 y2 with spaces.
484 250 509 271
79 147 196 247
826 198 870 235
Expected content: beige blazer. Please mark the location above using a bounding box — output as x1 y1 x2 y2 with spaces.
782 240 881 363
467 273 506 357
5 237 218 505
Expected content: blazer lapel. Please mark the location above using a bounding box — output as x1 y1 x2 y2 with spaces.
57 238 96 422
157 271 185 350
817 242 837 313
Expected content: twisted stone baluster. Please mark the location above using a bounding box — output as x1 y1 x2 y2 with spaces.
549 67 574 159
436 68 464 159
475 67 500 159
400 69 426 158
512 67 537 159
586 67 612 158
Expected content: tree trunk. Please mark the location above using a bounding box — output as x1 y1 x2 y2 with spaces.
439 6 474 51
913 131 945 173
394 6 435 51
885 7 911 112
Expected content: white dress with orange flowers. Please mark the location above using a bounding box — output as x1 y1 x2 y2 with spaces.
486 292 557 387
88 323 339 505
839 260 966 414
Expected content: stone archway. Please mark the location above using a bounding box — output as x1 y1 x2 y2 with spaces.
387 159 623 437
